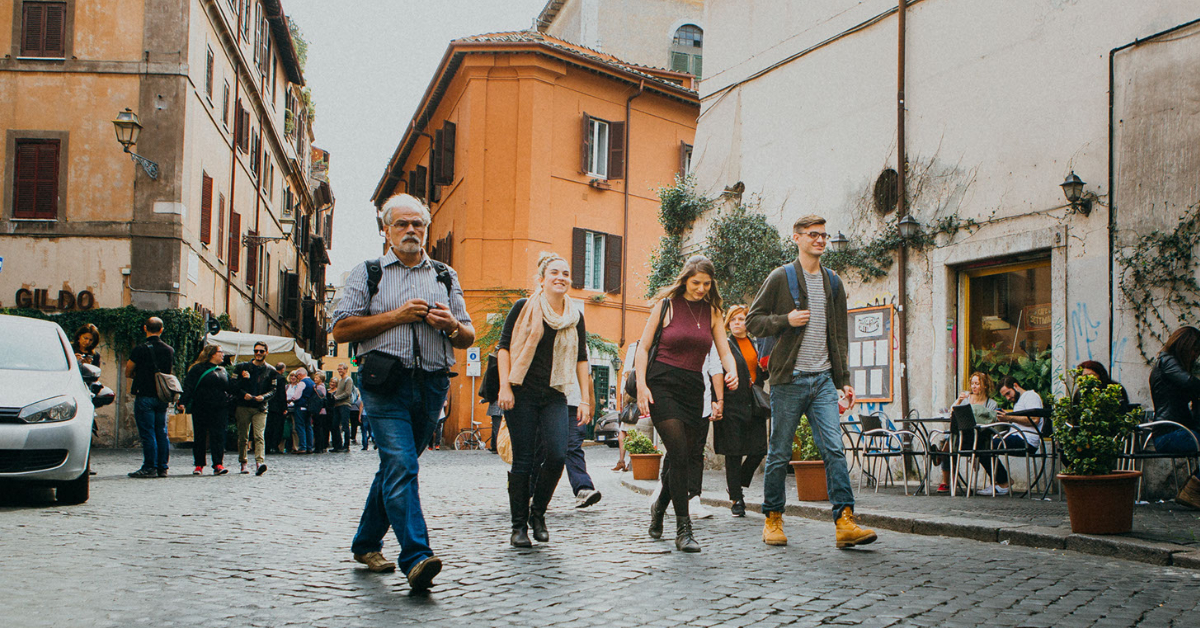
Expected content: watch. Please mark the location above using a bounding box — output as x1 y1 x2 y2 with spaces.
448 323 460 339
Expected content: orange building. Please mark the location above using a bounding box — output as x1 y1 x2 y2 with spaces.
370 31 699 444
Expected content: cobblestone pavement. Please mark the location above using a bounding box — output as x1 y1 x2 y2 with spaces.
4 447 1200 627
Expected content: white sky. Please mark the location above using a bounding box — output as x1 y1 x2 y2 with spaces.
283 0 551 280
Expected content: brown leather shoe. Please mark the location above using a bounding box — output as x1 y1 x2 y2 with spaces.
835 508 877 548
1177 476 1200 510
407 555 442 591
762 511 787 546
353 552 396 572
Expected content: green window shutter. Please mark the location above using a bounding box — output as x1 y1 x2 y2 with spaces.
670 52 690 73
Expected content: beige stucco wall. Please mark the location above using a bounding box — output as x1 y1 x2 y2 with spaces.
543 0 705 71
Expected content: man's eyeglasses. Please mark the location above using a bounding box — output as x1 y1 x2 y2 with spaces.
801 231 831 241
389 220 426 230
253 349 267 354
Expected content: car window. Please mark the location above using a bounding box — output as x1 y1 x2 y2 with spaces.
0 326 70 371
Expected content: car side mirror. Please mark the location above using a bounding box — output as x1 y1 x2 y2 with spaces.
79 363 101 384
92 386 116 408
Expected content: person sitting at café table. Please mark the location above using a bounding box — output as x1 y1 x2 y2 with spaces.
1148 326 1200 510
972 376 1047 496
935 371 997 494
1074 360 1130 409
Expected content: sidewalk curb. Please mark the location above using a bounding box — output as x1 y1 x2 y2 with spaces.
619 478 1200 571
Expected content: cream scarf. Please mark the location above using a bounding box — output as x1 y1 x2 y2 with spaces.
506 290 582 397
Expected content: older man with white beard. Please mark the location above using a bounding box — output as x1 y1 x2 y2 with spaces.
332 194 475 592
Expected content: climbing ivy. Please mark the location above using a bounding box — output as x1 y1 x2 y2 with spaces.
471 288 529 357
822 213 980 281
1116 203 1200 362
658 174 712 237
705 203 796 304
0 306 232 376
644 234 685 298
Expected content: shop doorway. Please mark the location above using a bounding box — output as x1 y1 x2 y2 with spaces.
961 258 1053 402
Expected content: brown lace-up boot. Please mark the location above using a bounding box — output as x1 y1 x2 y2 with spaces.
835 507 878 549
762 511 787 546
1176 476 1200 510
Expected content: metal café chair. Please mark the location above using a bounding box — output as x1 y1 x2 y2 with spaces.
856 411 920 495
1120 420 1200 502
983 407 1056 499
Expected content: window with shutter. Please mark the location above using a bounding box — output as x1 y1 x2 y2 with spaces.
229 211 241 273
585 118 609 179
205 47 215 99
441 121 456 183
670 25 703 79
604 233 623 294
200 173 213 244
21 2 66 58
580 113 592 174
432 129 443 189
583 232 606 291
246 231 258 287
222 82 230 126
217 194 226 260
282 271 299 319
608 121 625 180
12 139 60 220
409 165 428 200
679 142 693 176
571 228 586 289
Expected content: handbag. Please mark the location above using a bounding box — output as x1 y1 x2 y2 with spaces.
751 384 771 419
148 342 182 404
478 354 500 403
619 403 640 425
623 300 672 400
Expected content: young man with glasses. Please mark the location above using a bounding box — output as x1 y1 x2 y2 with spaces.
746 215 877 549
232 342 277 475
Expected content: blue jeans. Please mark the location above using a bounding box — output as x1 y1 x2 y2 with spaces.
134 396 170 471
1154 428 1200 479
294 408 313 452
763 371 854 519
333 405 352 450
351 370 448 574
533 407 593 494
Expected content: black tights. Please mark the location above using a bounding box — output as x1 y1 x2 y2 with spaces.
655 417 706 517
725 454 764 501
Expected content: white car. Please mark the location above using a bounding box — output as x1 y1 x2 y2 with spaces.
0 314 114 504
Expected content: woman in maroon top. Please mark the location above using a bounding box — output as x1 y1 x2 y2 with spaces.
635 255 738 552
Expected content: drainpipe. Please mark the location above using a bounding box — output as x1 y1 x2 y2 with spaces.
896 0 910 419
620 80 645 348
226 70 241 319
249 122 264 333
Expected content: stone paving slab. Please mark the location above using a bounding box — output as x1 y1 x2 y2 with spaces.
619 461 1200 570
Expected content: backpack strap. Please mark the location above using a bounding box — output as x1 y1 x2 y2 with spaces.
782 263 803 310
823 267 841 300
430 260 454 297
364 260 383 300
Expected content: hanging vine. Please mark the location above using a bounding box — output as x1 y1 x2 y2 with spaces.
1116 203 1200 362
821 213 981 281
645 175 712 298
705 202 796 304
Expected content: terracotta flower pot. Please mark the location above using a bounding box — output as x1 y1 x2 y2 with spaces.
629 453 663 481
791 460 828 501
1058 470 1142 534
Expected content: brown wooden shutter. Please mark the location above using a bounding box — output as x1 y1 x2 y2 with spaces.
580 113 592 174
608 121 625 180
411 165 428 200
440 121 456 183
432 129 443 187
571 228 586 289
604 233 622 294
205 48 214 97
217 195 226 260
229 211 242 273
282 272 299 319
246 231 258 287
21 3 44 56
679 141 692 176
200 173 213 244
42 3 65 56
13 140 59 220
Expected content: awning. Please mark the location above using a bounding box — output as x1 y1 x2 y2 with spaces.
204 330 320 373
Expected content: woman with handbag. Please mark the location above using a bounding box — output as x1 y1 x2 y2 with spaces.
497 252 593 548
713 305 768 517
635 255 738 553
178 345 235 475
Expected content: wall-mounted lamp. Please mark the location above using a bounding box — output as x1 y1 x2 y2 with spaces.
827 231 849 253
112 108 159 180
897 214 922 240
1060 171 1094 216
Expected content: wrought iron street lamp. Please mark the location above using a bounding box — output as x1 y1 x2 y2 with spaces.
112 108 159 180
1060 171 1092 216
827 231 849 253
897 214 921 240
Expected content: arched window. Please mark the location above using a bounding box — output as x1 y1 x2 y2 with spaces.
670 24 703 79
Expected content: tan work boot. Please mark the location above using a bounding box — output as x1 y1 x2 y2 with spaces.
354 552 396 572
762 511 788 546
835 508 878 549
1177 476 1200 510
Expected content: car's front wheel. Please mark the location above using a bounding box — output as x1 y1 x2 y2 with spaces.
56 470 89 504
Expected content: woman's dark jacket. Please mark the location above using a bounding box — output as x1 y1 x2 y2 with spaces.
180 362 234 415
713 336 768 456
1149 351 1200 436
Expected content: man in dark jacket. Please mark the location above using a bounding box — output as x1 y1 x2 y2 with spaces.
125 317 175 478
266 362 288 454
231 342 276 475
746 214 875 549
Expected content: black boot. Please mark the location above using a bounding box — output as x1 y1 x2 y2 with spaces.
731 498 746 517
648 489 669 539
675 515 701 553
529 467 559 543
507 472 532 548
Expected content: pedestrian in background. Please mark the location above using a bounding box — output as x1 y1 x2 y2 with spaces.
293 368 316 454
232 341 276 475
72 323 102 367
331 193 475 590
349 375 362 445
125 317 175 478
179 344 233 476
714 305 768 517
635 255 738 553
266 362 288 454
486 401 503 453
497 252 593 548
285 369 303 453
332 363 355 452
312 371 330 453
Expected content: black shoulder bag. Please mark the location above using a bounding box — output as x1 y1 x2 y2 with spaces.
623 300 671 401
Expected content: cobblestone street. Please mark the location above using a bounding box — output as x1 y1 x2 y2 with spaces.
5 446 1200 627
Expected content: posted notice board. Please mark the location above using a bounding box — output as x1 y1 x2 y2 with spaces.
847 304 894 403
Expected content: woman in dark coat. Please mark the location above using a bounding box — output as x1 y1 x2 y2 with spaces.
178 344 235 475
1148 326 1200 509
713 305 768 517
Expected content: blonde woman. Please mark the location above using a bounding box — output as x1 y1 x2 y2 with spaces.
937 371 998 493
497 252 593 548
635 255 738 553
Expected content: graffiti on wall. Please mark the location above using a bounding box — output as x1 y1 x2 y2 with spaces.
1070 302 1103 362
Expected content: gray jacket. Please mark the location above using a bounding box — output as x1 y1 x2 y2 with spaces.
333 376 354 407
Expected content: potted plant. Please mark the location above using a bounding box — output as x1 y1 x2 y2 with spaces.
1053 369 1144 534
790 415 827 501
624 430 663 481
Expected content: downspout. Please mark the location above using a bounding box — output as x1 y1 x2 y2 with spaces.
249 123 265 333
620 80 646 348
896 0 910 419
226 62 242 318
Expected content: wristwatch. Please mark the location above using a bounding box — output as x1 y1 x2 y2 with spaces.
448 323 460 339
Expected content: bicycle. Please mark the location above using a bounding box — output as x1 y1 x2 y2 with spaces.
454 420 486 450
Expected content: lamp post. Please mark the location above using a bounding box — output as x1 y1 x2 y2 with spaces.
1060 171 1092 216
827 231 849 253
111 108 159 180
897 214 921 240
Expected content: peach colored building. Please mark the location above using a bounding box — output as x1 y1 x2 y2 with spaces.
370 31 699 444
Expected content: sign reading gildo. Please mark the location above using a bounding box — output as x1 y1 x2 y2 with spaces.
14 287 96 311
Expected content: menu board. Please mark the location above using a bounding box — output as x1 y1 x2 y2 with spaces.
847 305 894 403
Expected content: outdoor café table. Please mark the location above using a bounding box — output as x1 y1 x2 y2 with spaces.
900 416 949 495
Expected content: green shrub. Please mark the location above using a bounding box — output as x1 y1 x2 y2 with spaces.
792 416 821 461
1052 369 1143 475
624 430 660 454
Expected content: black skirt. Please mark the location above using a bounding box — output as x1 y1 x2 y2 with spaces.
647 360 705 425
